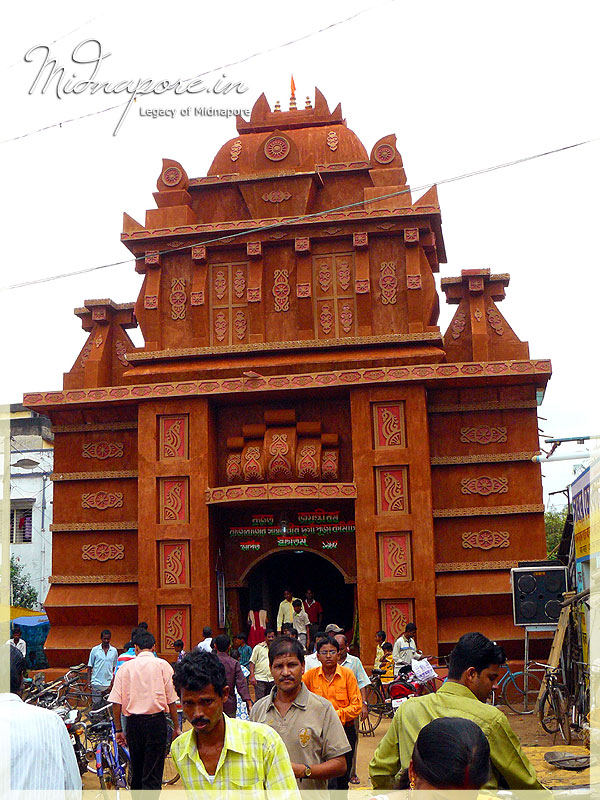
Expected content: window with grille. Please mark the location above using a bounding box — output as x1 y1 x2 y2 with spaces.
10 505 33 544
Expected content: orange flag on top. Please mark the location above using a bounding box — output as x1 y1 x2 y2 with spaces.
291 75 296 96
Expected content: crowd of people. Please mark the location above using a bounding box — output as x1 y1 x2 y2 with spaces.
2 586 549 795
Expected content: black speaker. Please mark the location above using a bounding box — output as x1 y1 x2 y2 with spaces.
511 565 567 626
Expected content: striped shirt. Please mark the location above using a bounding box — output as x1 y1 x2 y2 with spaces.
170 716 300 796
1 692 81 795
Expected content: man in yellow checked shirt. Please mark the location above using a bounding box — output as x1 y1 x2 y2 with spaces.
170 649 299 797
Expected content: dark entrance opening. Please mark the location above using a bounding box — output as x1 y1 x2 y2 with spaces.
240 551 354 640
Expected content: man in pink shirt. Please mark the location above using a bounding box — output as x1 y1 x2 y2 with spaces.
108 629 181 789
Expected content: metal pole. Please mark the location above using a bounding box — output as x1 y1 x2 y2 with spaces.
524 628 530 712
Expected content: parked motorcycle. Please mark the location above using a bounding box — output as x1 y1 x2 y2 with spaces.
54 705 88 776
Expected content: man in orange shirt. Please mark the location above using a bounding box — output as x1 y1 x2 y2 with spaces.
109 629 181 790
302 635 361 791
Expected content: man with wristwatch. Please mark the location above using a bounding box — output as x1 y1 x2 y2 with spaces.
250 635 350 795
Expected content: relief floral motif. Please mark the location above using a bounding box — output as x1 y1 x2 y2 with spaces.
268 433 292 478
450 311 467 340
164 545 185 584
162 418 184 458
379 262 397 305
321 450 338 481
340 303 353 333
320 305 334 335
272 269 290 312
460 426 508 445
226 453 242 483
170 278 187 320
243 446 264 482
81 491 124 510
215 270 227 301
165 609 185 648
297 444 319 480
383 472 406 511
462 530 510 550
82 441 124 459
385 537 408 578
234 310 247 340
380 407 403 446
233 269 246 299
461 476 509 496
115 340 128 367
318 262 332 294
214 311 228 342
81 543 124 561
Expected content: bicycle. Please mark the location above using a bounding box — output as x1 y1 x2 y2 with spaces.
532 661 571 744
492 662 543 714
86 703 132 793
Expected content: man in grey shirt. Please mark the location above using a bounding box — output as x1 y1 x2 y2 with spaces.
250 635 350 795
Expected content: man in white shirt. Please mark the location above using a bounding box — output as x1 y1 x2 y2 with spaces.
291 599 311 648
392 622 422 674
6 627 26 658
1 645 81 796
196 626 213 652
87 629 118 708
276 588 302 633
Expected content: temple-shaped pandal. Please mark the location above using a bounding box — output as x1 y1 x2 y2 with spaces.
26 89 551 666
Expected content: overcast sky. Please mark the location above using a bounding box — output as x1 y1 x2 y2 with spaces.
2 0 598 505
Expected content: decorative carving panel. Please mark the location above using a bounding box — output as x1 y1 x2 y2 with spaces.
81 491 123 510
159 415 189 460
159 478 189 524
233 310 248 341
379 262 397 305
82 441 124 460
81 543 124 561
450 311 466 339
460 426 508 444
272 269 290 312
376 467 408 514
462 530 510 550
460 476 508 496
378 532 411 581
265 429 296 482
160 605 190 651
226 452 242 483
233 268 246 299
321 450 339 481
170 278 187 320
159 541 190 586
372 403 406 449
214 269 227 301
115 341 128 366
242 443 265 483
380 599 413 643
487 308 504 335
144 295 158 310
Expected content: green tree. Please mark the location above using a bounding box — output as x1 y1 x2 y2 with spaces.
10 555 38 609
545 507 568 558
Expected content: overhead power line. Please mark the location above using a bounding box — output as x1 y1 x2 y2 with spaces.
0 134 597 292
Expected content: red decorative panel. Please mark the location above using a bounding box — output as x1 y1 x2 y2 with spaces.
380 599 413 643
242 443 265 482
234 310 248 340
226 453 242 483
450 310 466 339
191 245 207 262
296 440 321 481
378 533 411 581
462 530 510 550
115 340 128 366
170 278 187 320
82 543 124 562
247 241 262 257
159 415 189 460
159 478 189 524
379 262 397 305
297 282 311 298
353 232 368 248
144 295 158 309
145 251 160 266
272 269 290 312
468 276 484 292
321 450 339 481
247 287 261 302
355 278 370 294
81 491 123 510
372 403 406 448
404 228 419 243
295 237 310 252
92 308 106 321
214 269 227 301
406 275 422 289
82 441 124 459
265 429 296 482
214 310 228 342
160 605 190 652
460 476 508 496
191 290 204 306
376 467 408 514
487 308 504 335
159 541 190 586
460 426 507 444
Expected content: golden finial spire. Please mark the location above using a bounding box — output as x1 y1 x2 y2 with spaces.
274 100 281 112
289 75 297 110
305 96 312 109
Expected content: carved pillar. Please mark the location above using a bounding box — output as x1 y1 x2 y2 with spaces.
404 228 424 333
353 233 372 335
295 238 313 338
246 242 264 342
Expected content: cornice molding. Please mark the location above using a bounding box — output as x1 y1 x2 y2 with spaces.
49 574 137 584
50 521 138 531
428 400 538 413
51 471 138 481
206 482 357 504
52 422 137 433
435 560 518 573
431 452 538 466
25 360 552 409
433 504 544 518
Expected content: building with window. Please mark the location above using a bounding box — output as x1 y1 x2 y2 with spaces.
26 90 551 666
10 404 54 609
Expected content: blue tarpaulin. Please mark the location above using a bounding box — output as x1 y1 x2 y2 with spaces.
11 615 50 669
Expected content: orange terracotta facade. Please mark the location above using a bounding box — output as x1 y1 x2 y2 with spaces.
26 90 551 666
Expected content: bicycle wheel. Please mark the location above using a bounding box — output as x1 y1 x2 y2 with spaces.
553 686 571 745
539 689 559 733
99 752 117 792
163 715 180 785
360 684 383 735
503 671 542 714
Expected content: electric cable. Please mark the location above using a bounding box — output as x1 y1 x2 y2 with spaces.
0 134 597 292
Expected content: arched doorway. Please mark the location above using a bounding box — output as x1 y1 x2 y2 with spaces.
239 550 355 638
